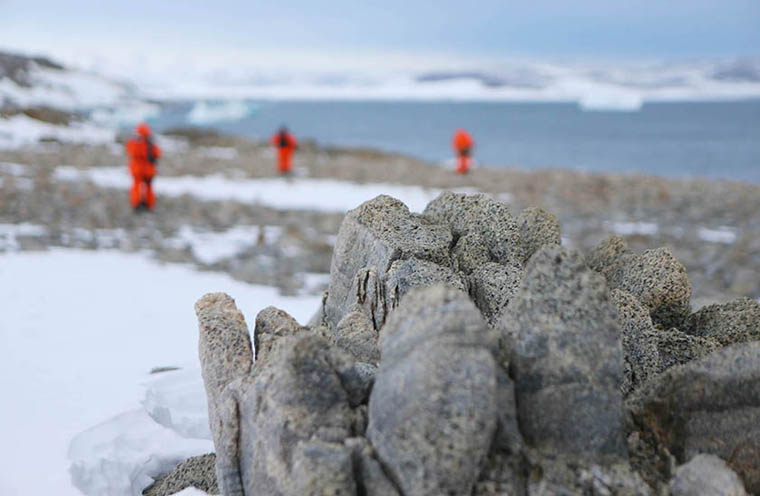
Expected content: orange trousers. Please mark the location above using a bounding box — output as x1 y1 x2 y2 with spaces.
130 172 155 209
456 153 471 174
278 148 294 174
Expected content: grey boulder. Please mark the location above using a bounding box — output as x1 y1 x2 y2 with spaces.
684 297 760 347
669 454 747 496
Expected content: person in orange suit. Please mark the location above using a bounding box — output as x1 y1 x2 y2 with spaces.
452 128 474 174
126 122 161 212
270 126 298 175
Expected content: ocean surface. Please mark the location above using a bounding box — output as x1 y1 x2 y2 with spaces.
150 100 760 183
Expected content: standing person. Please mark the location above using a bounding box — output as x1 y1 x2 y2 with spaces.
452 128 474 174
126 122 161 212
270 126 298 175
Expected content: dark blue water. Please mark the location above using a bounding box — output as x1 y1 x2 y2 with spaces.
151 100 760 183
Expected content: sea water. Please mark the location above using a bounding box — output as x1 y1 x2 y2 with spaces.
150 100 760 183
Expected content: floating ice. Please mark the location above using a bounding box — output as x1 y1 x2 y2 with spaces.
187 100 255 124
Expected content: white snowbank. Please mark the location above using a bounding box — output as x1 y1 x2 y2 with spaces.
173 488 211 496
142 367 211 440
168 225 283 265
0 114 115 148
187 100 255 124
68 408 213 496
697 226 737 244
53 166 474 212
611 221 659 236
0 249 321 496
0 222 48 250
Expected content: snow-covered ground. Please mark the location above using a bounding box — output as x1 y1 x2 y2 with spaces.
53 165 478 212
0 249 321 496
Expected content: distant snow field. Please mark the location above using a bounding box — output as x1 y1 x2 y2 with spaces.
0 249 321 496
53 165 474 212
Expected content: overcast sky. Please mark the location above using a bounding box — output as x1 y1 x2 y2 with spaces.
1 0 759 68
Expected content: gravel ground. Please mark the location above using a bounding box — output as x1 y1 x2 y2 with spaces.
1 137 758 307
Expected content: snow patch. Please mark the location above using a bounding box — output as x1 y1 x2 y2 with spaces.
142 368 211 440
168 225 282 265
52 166 473 212
0 114 115 148
199 146 238 160
0 222 48 250
697 226 737 244
611 221 659 236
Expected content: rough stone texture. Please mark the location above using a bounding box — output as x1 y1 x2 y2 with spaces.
423 191 523 266
452 231 491 274
617 247 692 329
253 305 303 362
333 310 380 364
195 293 253 457
345 437 402 496
669 454 747 496
228 335 358 496
586 235 635 288
517 206 561 264
684 297 760 347
629 342 760 493
143 454 219 496
610 289 663 395
469 261 523 326
368 285 501 496
383 257 466 313
655 327 719 371
325 195 452 329
503 245 627 461
523 456 652 496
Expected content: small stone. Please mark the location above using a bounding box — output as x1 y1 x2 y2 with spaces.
669 454 747 496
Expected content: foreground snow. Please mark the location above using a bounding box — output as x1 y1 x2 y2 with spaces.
0 249 321 496
53 166 476 212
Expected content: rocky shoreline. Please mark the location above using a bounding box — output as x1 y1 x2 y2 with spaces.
182 192 759 495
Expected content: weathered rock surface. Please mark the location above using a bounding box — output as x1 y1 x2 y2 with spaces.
368 285 502 496
629 342 760 493
586 235 634 287
423 191 523 266
469 261 523 325
684 297 760 346
325 195 452 329
503 245 627 460
452 231 490 274
143 453 219 496
610 289 663 396
383 257 466 313
669 454 747 496
333 310 380 364
253 305 304 362
654 327 719 370
517 206 561 264
617 247 692 329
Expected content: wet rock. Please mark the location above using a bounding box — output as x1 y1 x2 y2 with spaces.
503 245 627 461
325 195 452 329
423 191 522 266
610 289 663 395
368 285 499 496
452 231 490 274
617 247 692 329
629 342 760 493
655 327 719 370
586 235 634 287
684 297 760 346
517 206 561 264
195 293 252 452
469 261 523 326
143 453 219 496
669 454 747 496
384 257 466 313
253 305 303 362
334 310 380 364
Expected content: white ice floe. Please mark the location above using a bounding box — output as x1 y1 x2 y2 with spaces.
53 166 473 212
187 100 256 124
611 221 659 236
0 249 321 496
169 225 283 265
142 367 211 441
697 226 737 244
0 114 115 148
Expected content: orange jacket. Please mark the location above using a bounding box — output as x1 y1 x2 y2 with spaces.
271 131 297 151
452 129 474 154
126 136 161 177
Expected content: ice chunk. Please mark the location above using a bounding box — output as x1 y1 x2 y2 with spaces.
143 368 211 440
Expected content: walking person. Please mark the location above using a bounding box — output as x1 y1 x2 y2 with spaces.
271 126 298 175
126 123 161 212
452 128 474 174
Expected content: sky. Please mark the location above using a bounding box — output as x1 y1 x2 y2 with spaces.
2 0 759 65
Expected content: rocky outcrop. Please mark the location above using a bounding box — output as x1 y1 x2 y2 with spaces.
143 454 219 496
502 245 627 461
187 193 759 496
